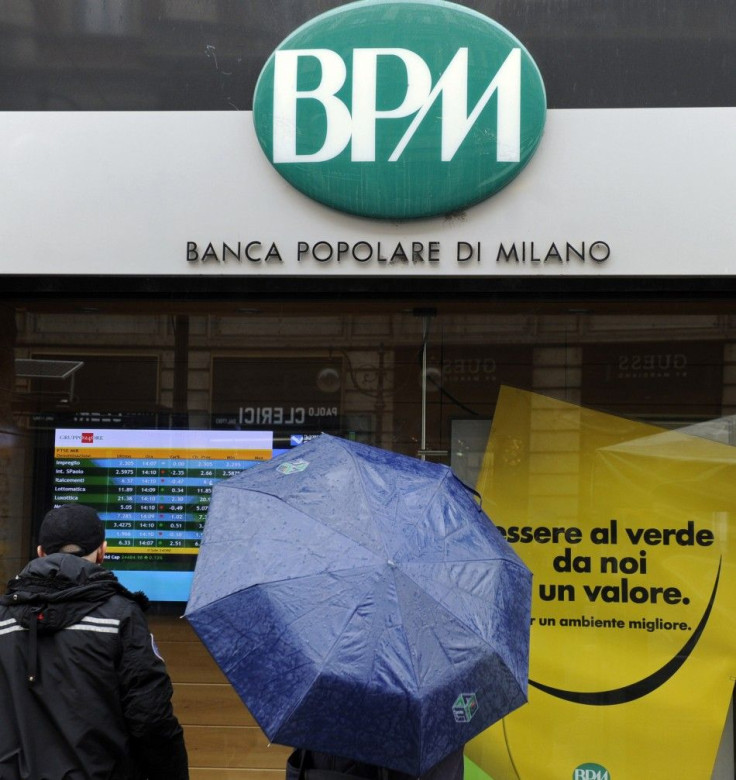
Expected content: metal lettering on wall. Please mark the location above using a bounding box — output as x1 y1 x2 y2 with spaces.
185 239 611 268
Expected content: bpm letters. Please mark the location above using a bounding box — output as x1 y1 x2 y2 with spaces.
272 48 521 164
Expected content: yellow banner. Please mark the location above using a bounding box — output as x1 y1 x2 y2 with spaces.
467 387 736 780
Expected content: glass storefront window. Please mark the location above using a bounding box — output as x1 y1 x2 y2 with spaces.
4 303 733 566
1 300 734 778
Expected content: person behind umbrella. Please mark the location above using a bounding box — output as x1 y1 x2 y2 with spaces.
286 747 464 780
0 503 190 779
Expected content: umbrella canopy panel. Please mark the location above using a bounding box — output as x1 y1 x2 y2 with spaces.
186 434 531 775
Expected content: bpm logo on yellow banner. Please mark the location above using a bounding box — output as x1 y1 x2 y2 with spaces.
573 764 610 780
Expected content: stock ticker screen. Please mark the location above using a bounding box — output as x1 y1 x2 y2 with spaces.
50 428 289 601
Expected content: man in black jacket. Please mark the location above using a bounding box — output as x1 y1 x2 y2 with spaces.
0 504 189 779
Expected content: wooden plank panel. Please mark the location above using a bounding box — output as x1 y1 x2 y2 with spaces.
149 614 198 641
148 616 294 778
184 725 292 769
173 683 256 727
158 640 227 684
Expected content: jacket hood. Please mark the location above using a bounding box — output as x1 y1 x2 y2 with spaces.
2 553 149 632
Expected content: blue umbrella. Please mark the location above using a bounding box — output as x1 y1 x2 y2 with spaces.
185 434 531 776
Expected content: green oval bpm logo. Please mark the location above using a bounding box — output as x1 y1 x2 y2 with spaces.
252 0 547 219
573 763 611 780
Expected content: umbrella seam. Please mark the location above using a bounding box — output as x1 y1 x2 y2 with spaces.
340 440 392 564
271 573 387 745
395 559 532 653
186 565 381 614
388 562 425 762
216 482 386 559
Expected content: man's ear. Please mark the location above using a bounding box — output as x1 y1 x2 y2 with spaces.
95 540 108 564
37 545 46 558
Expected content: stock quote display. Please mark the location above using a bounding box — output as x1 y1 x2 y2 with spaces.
51 429 283 600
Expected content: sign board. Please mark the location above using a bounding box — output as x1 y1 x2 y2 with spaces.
1 108 736 276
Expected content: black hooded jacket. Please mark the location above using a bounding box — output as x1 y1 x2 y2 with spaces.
0 554 189 780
